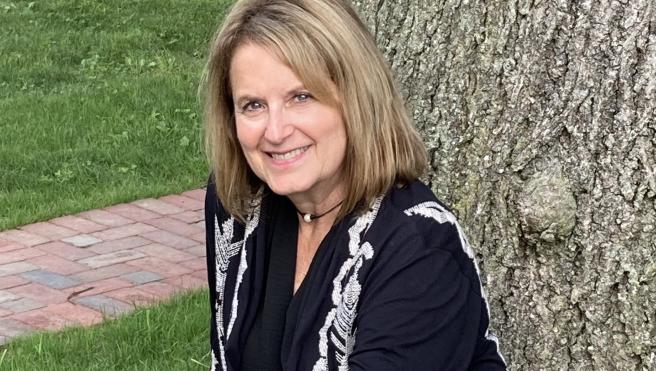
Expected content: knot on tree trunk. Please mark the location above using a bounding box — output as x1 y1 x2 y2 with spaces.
517 164 577 245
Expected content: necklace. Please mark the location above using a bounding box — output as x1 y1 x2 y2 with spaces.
296 200 344 223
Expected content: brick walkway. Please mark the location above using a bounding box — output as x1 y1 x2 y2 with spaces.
0 189 208 345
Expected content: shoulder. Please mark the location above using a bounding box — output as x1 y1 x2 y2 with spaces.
364 180 479 290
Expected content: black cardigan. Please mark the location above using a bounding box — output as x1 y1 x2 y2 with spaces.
204 179 507 370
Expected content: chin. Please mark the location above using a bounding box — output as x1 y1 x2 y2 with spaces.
266 180 310 197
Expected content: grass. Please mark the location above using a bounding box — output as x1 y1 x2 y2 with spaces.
0 289 211 370
0 0 233 230
0 0 229 368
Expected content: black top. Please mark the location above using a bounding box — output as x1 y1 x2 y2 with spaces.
241 195 297 370
205 179 507 370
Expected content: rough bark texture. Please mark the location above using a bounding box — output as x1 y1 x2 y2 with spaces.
352 0 656 369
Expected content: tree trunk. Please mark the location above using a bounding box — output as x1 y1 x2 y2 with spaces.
352 0 656 369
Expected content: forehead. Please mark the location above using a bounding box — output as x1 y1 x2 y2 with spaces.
229 43 302 88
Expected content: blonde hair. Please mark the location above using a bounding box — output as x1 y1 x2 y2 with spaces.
202 0 427 221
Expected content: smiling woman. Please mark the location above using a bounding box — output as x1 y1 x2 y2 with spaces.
201 0 507 370
230 43 348 205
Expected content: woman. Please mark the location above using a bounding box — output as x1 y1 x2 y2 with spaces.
202 0 506 370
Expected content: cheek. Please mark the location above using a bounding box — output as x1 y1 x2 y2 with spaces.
235 120 258 150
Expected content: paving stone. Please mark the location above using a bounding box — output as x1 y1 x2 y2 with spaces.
140 230 197 249
143 217 204 237
190 269 208 280
0 261 39 277
0 290 20 303
158 195 204 211
0 318 34 343
78 209 133 227
180 257 207 271
50 215 107 234
64 277 134 299
181 188 206 201
9 283 69 305
0 247 46 265
164 274 207 291
88 236 151 254
42 303 103 326
131 198 185 215
20 222 78 240
10 310 73 331
0 275 29 289
35 241 96 260
136 243 196 263
74 295 133 316
27 255 88 275
62 234 103 247
0 242 27 253
126 257 192 278
91 223 156 241
0 230 49 246
190 231 206 243
170 210 205 224
121 271 162 285
71 263 139 283
106 287 158 307
104 204 160 221
139 281 178 298
184 244 207 257
78 250 146 268
0 298 44 313
21 270 80 289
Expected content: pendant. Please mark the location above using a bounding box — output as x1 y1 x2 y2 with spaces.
303 213 313 223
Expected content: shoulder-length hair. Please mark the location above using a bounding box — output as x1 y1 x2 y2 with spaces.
202 0 427 222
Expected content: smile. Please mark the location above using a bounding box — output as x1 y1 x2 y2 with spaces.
268 145 310 161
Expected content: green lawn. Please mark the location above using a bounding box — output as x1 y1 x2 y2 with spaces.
0 0 229 368
0 0 232 230
0 289 211 370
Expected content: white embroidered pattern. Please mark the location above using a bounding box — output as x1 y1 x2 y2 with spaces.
227 200 260 338
313 197 383 371
211 197 261 371
212 215 239 371
403 201 506 366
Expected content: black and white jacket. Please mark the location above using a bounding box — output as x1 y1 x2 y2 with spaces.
204 179 506 370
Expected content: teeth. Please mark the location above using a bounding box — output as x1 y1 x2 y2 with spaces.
271 146 307 160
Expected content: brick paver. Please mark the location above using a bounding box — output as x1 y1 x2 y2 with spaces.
131 198 185 215
0 188 208 344
62 234 103 248
50 215 107 234
78 209 133 227
159 195 204 211
27 255 88 275
0 247 46 265
170 210 205 224
0 230 49 246
91 223 156 241
88 236 150 254
20 222 78 240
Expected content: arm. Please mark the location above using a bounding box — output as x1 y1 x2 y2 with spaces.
348 230 506 371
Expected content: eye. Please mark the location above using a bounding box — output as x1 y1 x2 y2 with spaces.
240 101 264 113
293 92 313 103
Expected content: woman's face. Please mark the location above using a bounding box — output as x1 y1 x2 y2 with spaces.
230 43 347 201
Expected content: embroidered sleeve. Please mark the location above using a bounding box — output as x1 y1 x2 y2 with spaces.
347 223 506 370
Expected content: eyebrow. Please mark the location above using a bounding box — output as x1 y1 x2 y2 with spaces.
233 85 308 106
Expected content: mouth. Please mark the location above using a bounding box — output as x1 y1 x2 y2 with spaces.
267 145 310 161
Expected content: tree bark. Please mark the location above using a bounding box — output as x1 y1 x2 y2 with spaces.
352 0 656 369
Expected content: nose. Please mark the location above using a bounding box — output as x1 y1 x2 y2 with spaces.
263 105 293 144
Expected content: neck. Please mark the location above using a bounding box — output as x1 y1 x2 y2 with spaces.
288 184 345 227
